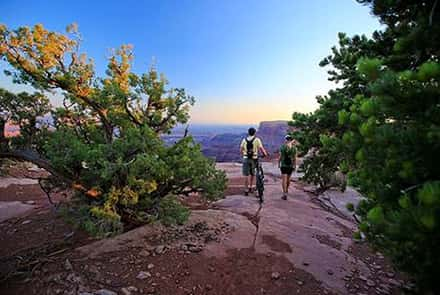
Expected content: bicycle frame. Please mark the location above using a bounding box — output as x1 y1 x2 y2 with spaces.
255 158 264 203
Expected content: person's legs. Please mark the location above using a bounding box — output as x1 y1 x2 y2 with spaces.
249 159 256 192
249 175 254 191
281 174 286 193
286 173 292 192
243 159 250 195
281 173 288 200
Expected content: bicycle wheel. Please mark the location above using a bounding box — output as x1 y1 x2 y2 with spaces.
256 168 264 203
257 185 264 203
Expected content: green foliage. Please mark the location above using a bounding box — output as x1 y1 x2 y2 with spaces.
357 57 382 80
417 61 440 81
417 181 440 206
353 231 362 240
59 201 124 237
0 89 51 150
367 206 384 225
291 0 440 291
158 194 190 226
0 24 226 236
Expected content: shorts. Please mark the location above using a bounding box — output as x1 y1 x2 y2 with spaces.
242 158 257 176
280 166 294 175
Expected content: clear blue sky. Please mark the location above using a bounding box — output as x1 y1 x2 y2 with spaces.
0 0 381 124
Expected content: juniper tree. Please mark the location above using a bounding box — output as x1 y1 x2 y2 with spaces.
0 23 226 235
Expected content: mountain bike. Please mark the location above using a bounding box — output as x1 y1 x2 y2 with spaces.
255 157 265 203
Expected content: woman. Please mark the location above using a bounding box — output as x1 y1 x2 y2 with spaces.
278 135 297 200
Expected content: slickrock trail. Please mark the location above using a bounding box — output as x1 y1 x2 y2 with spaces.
0 162 407 295
213 163 393 294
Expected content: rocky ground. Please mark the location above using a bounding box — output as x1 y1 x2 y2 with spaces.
0 161 411 294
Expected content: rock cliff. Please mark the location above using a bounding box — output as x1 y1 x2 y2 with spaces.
256 120 290 155
202 120 290 162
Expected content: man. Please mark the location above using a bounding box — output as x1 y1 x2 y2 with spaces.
278 134 297 200
240 127 268 196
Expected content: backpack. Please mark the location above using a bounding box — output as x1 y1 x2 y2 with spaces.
280 144 295 167
246 137 256 158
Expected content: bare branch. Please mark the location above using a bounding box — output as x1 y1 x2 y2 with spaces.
430 0 438 26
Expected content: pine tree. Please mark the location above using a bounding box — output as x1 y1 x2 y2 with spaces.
291 1 440 291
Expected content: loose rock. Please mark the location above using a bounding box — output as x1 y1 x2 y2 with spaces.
64 259 73 271
271 272 280 280
188 245 203 253
121 287 138 295
136 271 152 280
95 290 117 295
386 272 395 278
155 245 165 254
139 250 150 257
366 280 376 287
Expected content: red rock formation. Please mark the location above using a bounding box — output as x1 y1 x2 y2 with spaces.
201 121 292 162
256 120 291 158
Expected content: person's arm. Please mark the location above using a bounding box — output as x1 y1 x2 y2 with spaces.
257 138 268 157
240 139 245 156
260 146 268 157
292 147 297 170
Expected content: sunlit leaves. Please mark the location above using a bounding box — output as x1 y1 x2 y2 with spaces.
338 110 350 125
0 23 226 236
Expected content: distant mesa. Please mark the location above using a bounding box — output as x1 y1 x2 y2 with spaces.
6 120 291 163
257 120 291 155
199 120 291 162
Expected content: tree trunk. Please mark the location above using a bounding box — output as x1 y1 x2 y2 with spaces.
0 119 7 151
0 119 5 142
0 149 73 185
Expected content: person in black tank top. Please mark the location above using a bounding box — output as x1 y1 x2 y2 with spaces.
278 135 297 200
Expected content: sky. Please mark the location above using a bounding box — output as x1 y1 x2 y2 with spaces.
0 0 381 124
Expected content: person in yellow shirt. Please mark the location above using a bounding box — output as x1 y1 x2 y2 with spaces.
240 127 268 195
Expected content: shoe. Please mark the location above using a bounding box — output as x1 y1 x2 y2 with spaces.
282 194 287 200
244 187 251 196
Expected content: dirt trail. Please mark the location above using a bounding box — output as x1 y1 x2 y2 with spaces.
0 162 408 295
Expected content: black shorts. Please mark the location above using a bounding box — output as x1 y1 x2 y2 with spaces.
280 166 294 175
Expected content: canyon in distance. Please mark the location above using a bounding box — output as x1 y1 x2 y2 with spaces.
163 120 291 162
